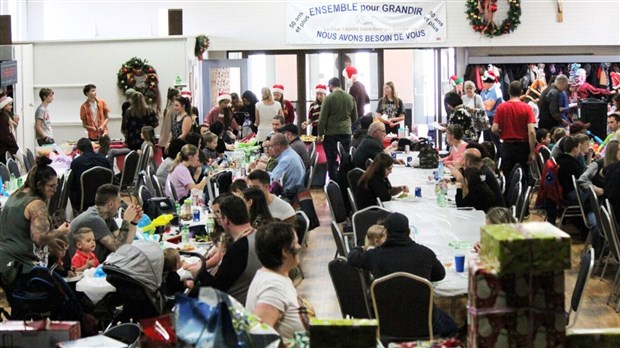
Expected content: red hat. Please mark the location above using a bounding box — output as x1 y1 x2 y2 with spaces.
180 89 192 102
482 70 498 83
216 92 231 104
343 66 358 79
272 84 284 94
314 84 327 94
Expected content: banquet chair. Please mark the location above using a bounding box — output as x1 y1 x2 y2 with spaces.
347 168 365 199
47 174 65 216
352 206 390 247
365 158 373 169
325 180 353 238
328 257 373 319
518 185 533 222
337 141 347 161
347 188 358 213
349 146 356 159
330 221 349 258
600 205 620 311
504 165 522 206
26 149 35 169
79 166 114 212
166 179 179 202
136 145 152 175
150 174 164 197
567 247 594 328
308 142 316 159
371 272 433 343
588 186 609 277
138 185 152 207
540 145 551 163
119 151 139 195
22 153 31 172
6 158 20 177
295 210 310 249
563 176 591 229
56 170 72 219
0 163 10 182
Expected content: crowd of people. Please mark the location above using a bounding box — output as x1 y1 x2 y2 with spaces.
0 61 619 342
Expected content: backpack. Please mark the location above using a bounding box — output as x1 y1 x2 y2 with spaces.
417 142 439 169
535 159 563 207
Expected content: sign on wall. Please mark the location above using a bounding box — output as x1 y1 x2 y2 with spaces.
0 60 17 87
286 1 446 45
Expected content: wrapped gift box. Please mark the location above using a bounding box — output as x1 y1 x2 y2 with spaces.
468 255 566 348
0 320 80 347
567 328 620 347
480 222 571 274
309 318 377 348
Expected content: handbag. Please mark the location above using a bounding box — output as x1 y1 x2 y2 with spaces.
417 141 439 169
143 197 176 220
472 96 490 132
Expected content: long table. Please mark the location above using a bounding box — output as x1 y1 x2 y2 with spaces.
385 164 485 297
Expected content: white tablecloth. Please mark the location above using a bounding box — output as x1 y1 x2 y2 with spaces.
385 165 486 297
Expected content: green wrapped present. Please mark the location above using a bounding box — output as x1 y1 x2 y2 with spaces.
480 222 571 274
309 318 377 348
567 328 620 347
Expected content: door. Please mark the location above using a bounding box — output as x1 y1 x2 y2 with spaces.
201 59 248 123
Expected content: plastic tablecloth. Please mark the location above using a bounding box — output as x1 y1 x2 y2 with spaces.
385 166 486 297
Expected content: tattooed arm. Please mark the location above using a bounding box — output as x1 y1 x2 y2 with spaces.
26 199 70 247
99 203 142 252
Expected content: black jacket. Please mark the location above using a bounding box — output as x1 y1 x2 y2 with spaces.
353 136 384 169
348 234 445 282
557 153 584 198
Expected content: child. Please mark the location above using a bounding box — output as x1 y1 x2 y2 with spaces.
140 126 157 172
535 129 551 151
575 134 593 167
203 132 221 162
162 248 194 296
71 227 99 272
229 179 248 198
364 224 386 250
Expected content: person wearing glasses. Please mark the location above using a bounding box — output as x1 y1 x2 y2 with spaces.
246 222 311 340
352 122 401 169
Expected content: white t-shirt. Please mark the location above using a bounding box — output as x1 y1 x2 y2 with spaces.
268 195 295 221
255 101 282 142
246 269 309 340
89 101 98 127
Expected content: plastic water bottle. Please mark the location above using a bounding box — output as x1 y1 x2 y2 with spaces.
405 125 410 138
205 212 215 240
398 127 405 138
438 161 445 178
437 188 447 208
9 174 16 191
181 223 190 244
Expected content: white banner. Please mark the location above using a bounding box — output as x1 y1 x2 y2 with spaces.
286 1 446 45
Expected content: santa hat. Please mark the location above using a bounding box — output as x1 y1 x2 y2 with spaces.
343 66 358 80
482 70 498 83
216 92 231 104
272 84 284 94
180 89 192 102
0 96 13 110
610 71 620 90
314 84 328 95
449 75 463 88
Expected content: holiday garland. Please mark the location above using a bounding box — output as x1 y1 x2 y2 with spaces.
195 35 210 60
116 57 159 103
466 0 521 37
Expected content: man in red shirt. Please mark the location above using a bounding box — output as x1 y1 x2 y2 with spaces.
492 81 537 179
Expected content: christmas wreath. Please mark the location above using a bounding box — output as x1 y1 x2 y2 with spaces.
466 0 521 37
195 35 210 60
116 57 159 103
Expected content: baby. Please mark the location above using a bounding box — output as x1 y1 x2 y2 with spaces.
71 227 99 272
162 248 194 296
364 224 386 250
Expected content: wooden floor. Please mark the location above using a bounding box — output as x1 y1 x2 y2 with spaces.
2 190 619 330
297 189 620 329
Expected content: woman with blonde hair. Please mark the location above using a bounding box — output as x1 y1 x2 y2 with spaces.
376 81 405 135
255 87 283 142
578 139 619 196
165 144 207 201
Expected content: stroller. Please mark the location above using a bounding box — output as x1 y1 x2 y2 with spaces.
103 240 166 323
8 263 82 322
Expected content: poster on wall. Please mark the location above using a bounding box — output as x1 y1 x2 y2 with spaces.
286 1 446 45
